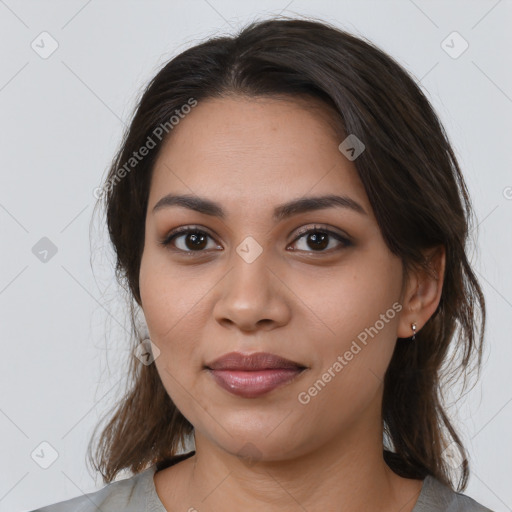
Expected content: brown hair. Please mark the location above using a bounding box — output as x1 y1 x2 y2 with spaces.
88 16 486 491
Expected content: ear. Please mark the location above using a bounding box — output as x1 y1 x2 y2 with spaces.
397 245 446 339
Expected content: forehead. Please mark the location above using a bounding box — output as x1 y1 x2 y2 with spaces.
149 96 372 218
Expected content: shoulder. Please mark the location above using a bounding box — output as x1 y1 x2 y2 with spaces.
28 465 158 512
414 475 495 512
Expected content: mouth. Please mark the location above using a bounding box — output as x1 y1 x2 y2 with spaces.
204 351 307 398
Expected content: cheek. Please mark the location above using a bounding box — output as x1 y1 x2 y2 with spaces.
292 255 401 347
321 291 401 357
139 248 204 341
139 250 215 388
296 258 402 401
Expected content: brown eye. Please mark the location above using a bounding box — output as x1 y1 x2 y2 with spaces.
159 224 352 256
289 226 352 253
160 227 220 253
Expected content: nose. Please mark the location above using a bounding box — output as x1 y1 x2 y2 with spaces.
212 250 291 333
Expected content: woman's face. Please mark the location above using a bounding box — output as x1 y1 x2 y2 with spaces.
139 96 411 461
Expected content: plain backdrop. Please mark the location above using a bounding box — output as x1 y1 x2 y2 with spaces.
1 1 511 511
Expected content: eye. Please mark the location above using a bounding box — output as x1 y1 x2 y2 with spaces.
159 226 221 254
159 224 352 256
289 224 352 253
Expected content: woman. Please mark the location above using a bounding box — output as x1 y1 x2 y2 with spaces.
32 16 493 512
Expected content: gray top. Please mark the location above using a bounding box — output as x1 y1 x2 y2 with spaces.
29 453 494 512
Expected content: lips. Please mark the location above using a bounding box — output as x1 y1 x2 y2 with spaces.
205 352 307 398
205 351 306 371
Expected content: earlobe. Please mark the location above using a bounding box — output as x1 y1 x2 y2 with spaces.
397 245 446 340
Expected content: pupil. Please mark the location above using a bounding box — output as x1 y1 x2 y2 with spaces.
309 232 328 250
187 233 207 250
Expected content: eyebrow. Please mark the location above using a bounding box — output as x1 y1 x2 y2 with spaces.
152 193 368 220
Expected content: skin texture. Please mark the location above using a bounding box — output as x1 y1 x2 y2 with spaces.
139 96 446 511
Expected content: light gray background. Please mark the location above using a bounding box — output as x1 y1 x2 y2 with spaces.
1 1 511 511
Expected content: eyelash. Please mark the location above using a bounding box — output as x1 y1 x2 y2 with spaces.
159 224 352 256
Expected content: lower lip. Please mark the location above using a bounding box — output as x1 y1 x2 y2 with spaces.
207 368 305 398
